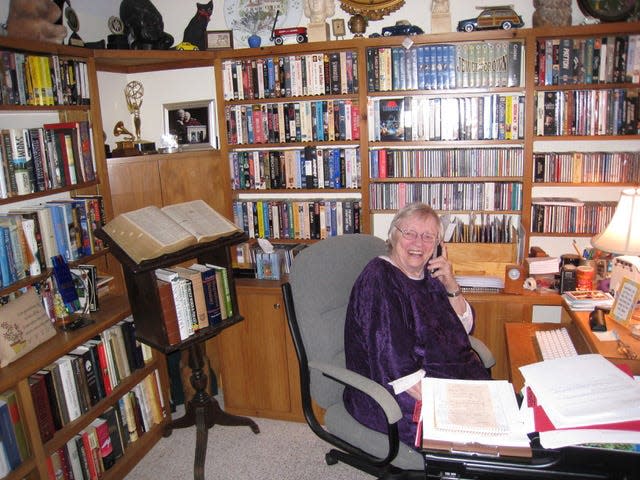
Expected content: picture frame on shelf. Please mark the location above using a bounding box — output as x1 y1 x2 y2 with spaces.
206 30 234 50
163 100 217 150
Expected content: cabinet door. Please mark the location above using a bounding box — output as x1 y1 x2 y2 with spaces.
218 284 302 421
468 298 530 382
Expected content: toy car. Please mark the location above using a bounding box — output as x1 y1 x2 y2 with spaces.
270 9 307 45
457 6 524 32
382 21 424 37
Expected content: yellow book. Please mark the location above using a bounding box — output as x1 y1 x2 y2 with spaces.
26 55 42 106
39 56 54 106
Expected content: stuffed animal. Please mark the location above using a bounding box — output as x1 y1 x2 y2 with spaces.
182 1 213 51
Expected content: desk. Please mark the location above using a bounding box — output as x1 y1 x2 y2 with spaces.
505 305 640 392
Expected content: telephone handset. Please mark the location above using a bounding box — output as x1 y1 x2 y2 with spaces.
429 244 443 276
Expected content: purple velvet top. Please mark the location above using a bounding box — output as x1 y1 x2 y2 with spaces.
343 257 490 447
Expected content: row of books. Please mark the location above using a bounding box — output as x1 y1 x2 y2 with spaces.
530 198 617 234
0 195 105 288
0 121 97 200
533 151 640 184
232 199 362 240
368 94 525 143
221 51 359 100
43 370 165 480
369 181 523 212
155 263 232 345
535 34 640 86
366 40 523 92
448 214 518 244
229 147 361 191
225 99 360 145
0 51 90 106
369 146 524 180
535 89 639 137
0 390 29 475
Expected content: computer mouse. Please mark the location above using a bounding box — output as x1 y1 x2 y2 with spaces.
589 307 607 332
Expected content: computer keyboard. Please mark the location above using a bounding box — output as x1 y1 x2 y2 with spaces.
535 327 578 361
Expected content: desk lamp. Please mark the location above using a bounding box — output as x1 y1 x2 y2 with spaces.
591 187 640 256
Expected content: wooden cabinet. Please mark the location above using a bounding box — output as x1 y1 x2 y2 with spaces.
217 279 304 421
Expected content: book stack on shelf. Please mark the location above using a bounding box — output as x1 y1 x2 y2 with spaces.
0 120 97 200
534 33 640 137
533 151 640 183
367 40 523 92
154 263 233 345
232 198 361 240
0 389 29 476
1 194 105 291
221 51 359 101
368 93 525 142
230 146 361 190
531 197 616 234
0 49 90 106
225 99 360 144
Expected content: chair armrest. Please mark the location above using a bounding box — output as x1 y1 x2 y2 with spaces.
469 335 496 369
309 361 402 423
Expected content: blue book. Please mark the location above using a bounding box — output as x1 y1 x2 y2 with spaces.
189 263 222 325
46 203 73 262
0 400 21 470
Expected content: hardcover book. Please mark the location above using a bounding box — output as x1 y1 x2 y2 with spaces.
101 199 242 264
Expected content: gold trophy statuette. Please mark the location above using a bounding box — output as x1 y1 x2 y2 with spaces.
124 80 156 154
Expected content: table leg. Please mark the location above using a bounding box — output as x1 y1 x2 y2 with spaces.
164 342 260 479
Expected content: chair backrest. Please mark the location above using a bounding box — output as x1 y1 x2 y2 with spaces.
287 234 387 408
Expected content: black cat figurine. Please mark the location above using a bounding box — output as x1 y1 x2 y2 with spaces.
183 1 213 51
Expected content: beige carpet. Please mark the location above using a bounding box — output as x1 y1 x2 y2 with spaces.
125 403 374 479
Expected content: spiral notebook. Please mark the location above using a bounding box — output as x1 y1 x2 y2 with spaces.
418 377 532 457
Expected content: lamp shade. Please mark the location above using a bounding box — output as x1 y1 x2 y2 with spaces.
591 188 640 255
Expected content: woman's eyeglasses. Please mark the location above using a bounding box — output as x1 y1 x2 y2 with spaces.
395 226 437 244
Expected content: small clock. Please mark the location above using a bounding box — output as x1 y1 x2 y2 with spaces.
577 0 638 22
340 0 406 21
504 264 525 295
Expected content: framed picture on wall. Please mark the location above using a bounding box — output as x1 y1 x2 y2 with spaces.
163 100 217 150
206 30 234 50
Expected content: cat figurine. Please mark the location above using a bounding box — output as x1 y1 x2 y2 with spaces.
182 1 213 51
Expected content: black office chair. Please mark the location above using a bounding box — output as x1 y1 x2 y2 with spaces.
281 234 496 479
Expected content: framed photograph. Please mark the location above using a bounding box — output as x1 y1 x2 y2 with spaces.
163 100 217 150
610 278 640 327
206 30 234 50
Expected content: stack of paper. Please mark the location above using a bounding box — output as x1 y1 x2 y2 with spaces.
417 377 532 457
519 354 640 448
562 290 615 311
455 275 504 290
525 256 560 275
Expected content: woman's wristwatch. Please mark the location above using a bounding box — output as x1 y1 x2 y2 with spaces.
447 288 462 298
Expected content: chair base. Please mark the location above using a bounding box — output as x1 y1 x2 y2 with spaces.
326 448 426 480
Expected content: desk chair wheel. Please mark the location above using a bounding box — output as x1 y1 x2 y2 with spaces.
325 451 339 465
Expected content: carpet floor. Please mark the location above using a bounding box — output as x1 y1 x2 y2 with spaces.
125 406 375 479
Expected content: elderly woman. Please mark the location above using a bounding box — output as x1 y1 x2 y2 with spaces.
343 202 490 446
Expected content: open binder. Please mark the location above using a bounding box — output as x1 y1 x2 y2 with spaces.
417 377 532 458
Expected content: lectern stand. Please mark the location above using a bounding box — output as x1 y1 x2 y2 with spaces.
95 229 259 480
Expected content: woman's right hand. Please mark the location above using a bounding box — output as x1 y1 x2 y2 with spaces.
406 380 422 401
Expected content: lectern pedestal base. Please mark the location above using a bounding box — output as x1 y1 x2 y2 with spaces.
164 342 259 480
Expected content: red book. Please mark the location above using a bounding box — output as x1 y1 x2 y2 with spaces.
94 339 113 396
79 427 100 480
156 279 181 345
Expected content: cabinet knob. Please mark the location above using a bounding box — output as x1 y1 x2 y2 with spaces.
273 303 281 310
